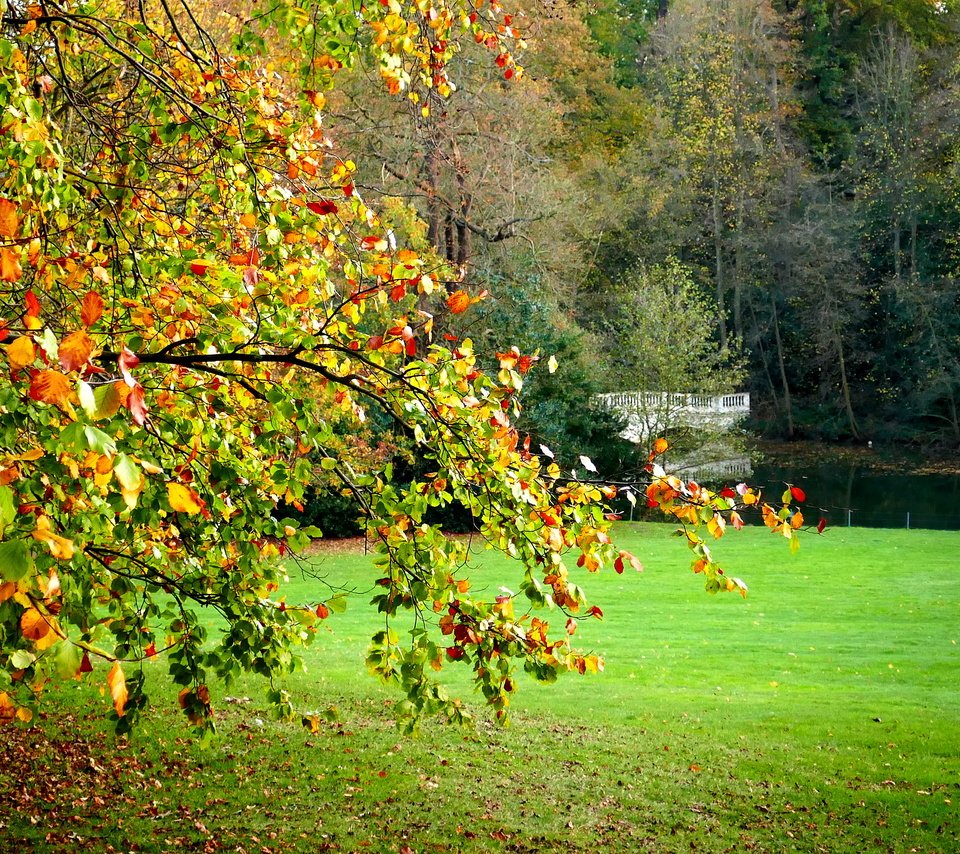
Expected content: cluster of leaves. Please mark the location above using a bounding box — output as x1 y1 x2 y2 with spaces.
0 0 807 735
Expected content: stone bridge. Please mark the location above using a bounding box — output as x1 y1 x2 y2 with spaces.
595 391 750 444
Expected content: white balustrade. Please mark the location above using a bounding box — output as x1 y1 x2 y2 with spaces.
594 391 750 443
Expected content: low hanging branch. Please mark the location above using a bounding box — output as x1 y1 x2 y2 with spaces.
0 0 810 735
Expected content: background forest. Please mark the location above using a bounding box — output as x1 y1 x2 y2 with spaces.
338 0 960 456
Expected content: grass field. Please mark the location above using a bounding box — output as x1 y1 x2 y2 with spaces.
1 523 958 853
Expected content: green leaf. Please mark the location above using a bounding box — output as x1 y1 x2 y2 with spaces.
84 425 117 455
0 540 34 582
53 640 81 679
0 486 15 537
326 594 348 614
114 453 142 491
10 649 36 669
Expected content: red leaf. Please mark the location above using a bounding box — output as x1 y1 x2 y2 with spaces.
306 200 338 215
446 646 464 660
189 261 212 276
790 485 807 503
119 346 139 387
614 556 624 574
720 486 736 499
79 651 93 674
390 283 406 301
367 335 384 351
128 382 148 425
145 643 157 657
24 290 40 317
315 603 330 619
817 518 827 534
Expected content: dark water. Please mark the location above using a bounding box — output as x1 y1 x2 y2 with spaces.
748 461 960 530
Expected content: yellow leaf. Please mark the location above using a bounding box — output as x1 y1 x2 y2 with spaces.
16 706 33 723
6 336 35 370
167 482 203 514
32 515 75 559
108 661 127 717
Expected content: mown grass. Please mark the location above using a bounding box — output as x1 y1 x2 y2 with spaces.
2 523 958 853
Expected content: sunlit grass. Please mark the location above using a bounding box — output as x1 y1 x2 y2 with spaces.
3 524 958 852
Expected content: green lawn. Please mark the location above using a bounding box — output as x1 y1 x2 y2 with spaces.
2 523 958 852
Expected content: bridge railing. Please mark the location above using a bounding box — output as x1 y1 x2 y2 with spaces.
597 391 750 414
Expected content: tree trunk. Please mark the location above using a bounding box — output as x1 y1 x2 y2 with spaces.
835 326 861 440
712 175 728 349
770 292 794 438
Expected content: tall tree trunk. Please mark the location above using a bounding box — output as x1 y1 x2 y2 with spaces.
712 175 728 349
770 291 794 438
835 326 861 440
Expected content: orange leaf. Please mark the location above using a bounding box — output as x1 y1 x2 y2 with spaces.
80 292 104 327
108 661 127 717
0 692 15 725
20 607 51 641
0 198 18 239
29 370 74 407
0 247 22 282
652 438 669 455
6 335 35 370
167 482 203 514
446 290 471 314
59 330 94 372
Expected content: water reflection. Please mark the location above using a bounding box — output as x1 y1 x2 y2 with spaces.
748 460 960 530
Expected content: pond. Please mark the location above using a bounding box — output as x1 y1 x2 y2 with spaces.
749 457 960 531
627 443 960 530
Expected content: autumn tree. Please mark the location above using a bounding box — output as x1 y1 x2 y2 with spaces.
0 0 804 734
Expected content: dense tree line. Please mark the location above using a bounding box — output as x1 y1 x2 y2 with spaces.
349 0 960 452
